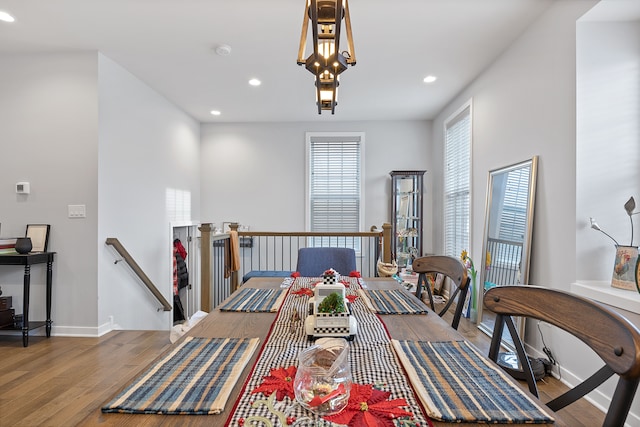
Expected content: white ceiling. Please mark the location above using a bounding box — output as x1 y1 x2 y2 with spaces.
0 0 635 123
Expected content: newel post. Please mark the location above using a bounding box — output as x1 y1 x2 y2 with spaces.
198 223 212 312
229 223 240 292
382 222 392 263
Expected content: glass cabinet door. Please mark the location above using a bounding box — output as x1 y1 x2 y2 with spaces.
390 170 426 268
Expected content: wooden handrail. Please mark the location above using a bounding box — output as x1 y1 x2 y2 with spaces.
234 230 384 237
198 224 393 307
105 238 172 311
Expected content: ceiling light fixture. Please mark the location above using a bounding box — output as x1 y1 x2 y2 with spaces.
423 75 437 83
210 110 221 116
297 0 356 114
248 78 261 86
0 11 15 22
215 44 232 56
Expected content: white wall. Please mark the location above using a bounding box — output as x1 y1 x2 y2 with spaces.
430 0 640 421
576 21 640 281
0 53 100 333
97 54 201 332
0 52 201 336
200 121 433 253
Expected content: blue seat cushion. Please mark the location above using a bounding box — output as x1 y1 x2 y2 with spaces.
296 247 357 277
242 270 293 283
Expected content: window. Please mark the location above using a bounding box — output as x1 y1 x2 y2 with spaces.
443 101 472 258
306 132 364 247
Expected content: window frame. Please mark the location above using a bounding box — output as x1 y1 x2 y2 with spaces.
443 100 473 259
305 132 365 239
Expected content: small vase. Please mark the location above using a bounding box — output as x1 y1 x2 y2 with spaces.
15 237 32 254
611 245 638 291
469 275 478 324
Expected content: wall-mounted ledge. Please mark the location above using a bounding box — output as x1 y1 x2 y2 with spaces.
571 281 640 315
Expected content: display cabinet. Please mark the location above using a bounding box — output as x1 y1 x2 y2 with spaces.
390 170 426 268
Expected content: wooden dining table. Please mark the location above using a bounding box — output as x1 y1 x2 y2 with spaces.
88 277 563 426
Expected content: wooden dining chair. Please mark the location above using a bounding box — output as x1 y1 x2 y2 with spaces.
295 247 357 277
412 255 470 330
484 285 640 427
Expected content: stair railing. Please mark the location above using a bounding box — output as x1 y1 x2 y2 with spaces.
105 237 172 311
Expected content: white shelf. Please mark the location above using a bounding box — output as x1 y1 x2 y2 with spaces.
571 280 640 314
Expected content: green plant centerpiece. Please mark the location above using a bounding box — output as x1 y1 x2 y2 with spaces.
317 292 346 314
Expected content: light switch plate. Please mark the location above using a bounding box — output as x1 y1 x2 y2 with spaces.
68 204 86 218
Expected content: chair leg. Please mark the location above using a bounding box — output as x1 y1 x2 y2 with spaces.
450 286 468 330
504 316 538 397
602 377 639 427
417 274 435 311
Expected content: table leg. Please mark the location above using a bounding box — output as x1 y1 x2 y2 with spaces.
22 264 31 347
46 259 53 337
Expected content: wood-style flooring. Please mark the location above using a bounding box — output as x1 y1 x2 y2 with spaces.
0 316 605 426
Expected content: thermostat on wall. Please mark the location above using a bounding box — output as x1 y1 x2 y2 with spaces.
16 182 30 194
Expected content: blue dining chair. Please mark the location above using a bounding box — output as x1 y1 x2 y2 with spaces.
295 247 357 277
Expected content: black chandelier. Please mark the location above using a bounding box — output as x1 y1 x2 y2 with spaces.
297 0 356 114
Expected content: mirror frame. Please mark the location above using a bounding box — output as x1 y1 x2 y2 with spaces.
477 156 538 341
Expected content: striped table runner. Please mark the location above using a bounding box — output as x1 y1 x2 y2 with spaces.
102 337 259 415
226 276 431 426
359 288 429 314
392 340 555 424
217 287 286 312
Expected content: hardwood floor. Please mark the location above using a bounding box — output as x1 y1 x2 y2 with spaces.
0 318 605 426
0 331 172 426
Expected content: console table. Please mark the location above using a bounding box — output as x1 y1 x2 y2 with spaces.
0 252 55 347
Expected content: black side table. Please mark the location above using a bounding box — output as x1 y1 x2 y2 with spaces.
0 252 55 346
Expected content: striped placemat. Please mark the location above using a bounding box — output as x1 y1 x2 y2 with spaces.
392 340 555 424
102 336 259 415
358 289 429 314
217 287 286 312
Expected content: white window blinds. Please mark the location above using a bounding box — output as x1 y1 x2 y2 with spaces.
307 134 363 235
444 103 471 258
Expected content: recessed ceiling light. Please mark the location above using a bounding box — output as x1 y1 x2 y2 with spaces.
248 78 261 87
210 110 221 116
0 11 15 22
423 75 437 83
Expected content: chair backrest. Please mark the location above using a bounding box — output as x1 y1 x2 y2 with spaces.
412 255 470 329
295 247 357 277
484 285 640 427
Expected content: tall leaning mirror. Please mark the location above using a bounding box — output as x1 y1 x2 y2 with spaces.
477 156 538 350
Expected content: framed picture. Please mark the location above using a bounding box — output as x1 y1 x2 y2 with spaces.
25 224 50 252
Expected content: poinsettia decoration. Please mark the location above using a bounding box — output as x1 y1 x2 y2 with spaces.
291 288 314 297
291 272 301 278
250 366 297 401
323 383 413 427
340 280 351 288
346 294 358 303
349 271 361 278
